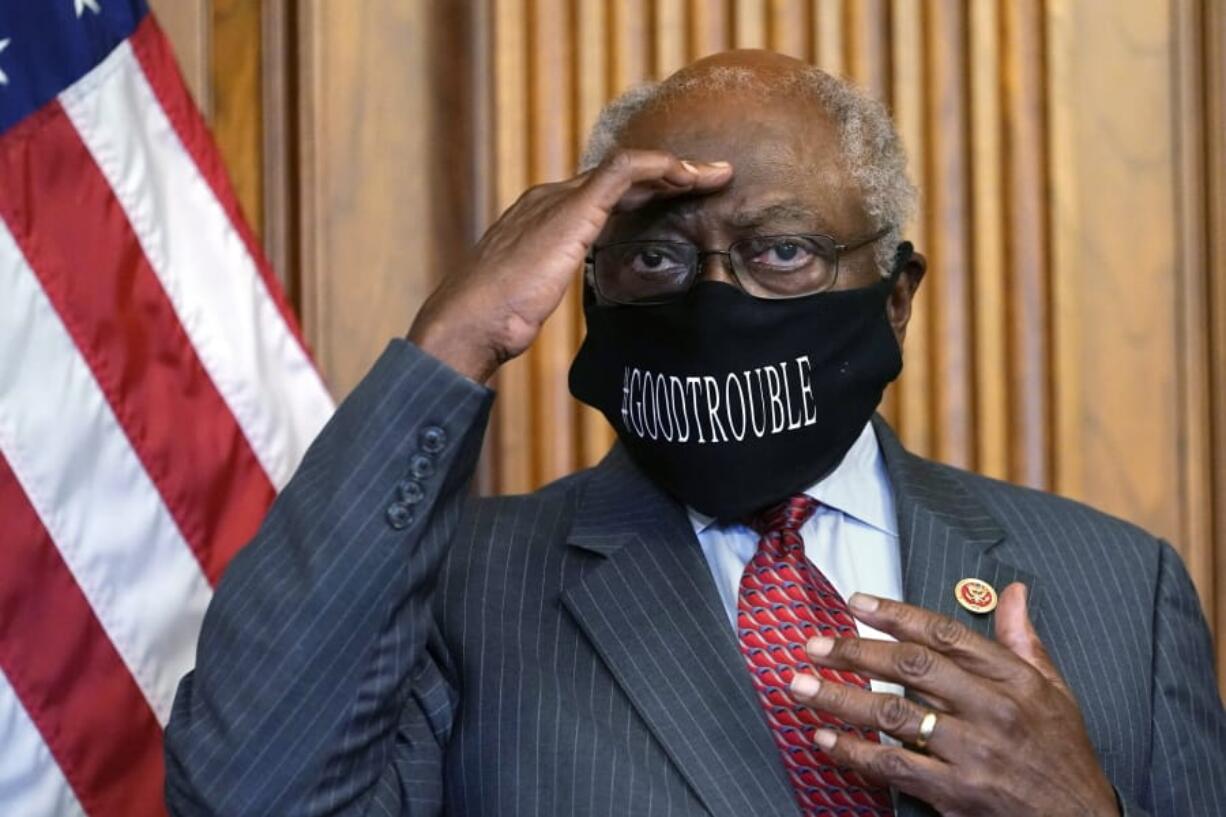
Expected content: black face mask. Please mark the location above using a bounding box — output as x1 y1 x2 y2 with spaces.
568 257 905 520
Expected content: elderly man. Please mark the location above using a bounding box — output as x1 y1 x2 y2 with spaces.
165 51 1224 816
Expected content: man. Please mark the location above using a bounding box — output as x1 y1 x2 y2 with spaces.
164 51 1225 816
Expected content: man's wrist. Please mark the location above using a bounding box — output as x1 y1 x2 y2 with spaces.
407 317 499 385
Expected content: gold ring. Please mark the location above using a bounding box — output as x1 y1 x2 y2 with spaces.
916 711 938 749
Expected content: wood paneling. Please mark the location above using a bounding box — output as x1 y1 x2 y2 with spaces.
210 0 262 236
1208 0 1226 685
490 0 533 491
1001 0 1050 490
1048 0 1182 541
888 0 931 458
293 0 474 400
186 0 1225 688
149 0 211 113
924 0 973 469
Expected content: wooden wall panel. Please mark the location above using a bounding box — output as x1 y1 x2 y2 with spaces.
923 0 973 469
967 0 1007 481
1048 0 1183 542
888 0 932 459
294 0 474 400
1002 0 1050 490
149 0 211 113
1173 0 1215 645
529 0 578 485
1208 0 1226 684
210 0 263 237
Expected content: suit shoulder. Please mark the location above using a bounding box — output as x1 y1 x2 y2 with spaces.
925 458 1164 555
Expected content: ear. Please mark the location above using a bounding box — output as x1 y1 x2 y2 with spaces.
887 250 926 345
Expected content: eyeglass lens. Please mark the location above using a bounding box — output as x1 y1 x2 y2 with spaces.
593 235 840 304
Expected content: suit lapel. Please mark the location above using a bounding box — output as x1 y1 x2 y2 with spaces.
873 417 1039 640
561 447 797 817
873 417 1041 817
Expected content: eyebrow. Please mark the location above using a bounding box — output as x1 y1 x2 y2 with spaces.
726 202 822 230
638 199 827 235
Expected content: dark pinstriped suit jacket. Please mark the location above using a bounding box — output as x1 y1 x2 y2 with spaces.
164 340 1226 817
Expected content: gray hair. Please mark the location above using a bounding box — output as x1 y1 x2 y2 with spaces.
579 66 917 274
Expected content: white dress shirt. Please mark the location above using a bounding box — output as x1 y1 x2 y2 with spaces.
688 422 905 700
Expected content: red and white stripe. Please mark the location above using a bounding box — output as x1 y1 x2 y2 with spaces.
0 17 332 817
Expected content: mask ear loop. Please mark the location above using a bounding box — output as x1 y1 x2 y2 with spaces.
888 241 914 281
582 262 600 309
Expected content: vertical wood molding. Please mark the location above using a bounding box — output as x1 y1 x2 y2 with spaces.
813 0 845 75
261 0 298 294
655 0 689 74
576 0 616 469
1203 0 1226 684
528 0 578 485
1172 0 1215 618
890 0 933 459
968 0 1008 481
688 0 730 60
924 0 973 469
149 0 212 116
1046 0 1083 506
734 0 767 48
844 0 888 100
211 0 263 238
610 0 650 92
768 0 809 59
491 0 534 492
1001 0 1050 490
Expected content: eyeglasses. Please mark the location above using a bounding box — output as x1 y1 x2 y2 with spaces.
587 228 890 305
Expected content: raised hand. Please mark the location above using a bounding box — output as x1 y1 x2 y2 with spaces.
407 150 733 383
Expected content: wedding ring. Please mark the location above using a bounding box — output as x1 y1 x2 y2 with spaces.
916 711 938 749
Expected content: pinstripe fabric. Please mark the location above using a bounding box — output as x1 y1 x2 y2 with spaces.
165 342 1226 817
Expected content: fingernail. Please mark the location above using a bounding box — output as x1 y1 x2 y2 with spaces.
849 593 879 614
790 674 820 698
708 160 732 168
814 729 838 750
680 160 698 173
806 636 833 657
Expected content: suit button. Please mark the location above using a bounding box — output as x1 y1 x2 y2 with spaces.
396 478 425 505
421 425 448 454
408 453 435 479
386 502 413 530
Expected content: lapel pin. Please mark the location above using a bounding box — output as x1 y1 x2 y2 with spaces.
953 578 997 614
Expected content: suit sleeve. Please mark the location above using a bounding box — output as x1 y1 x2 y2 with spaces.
1115 539 1226 817
164 339 494 816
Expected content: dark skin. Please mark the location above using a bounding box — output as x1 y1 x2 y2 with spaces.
408 49 1117 817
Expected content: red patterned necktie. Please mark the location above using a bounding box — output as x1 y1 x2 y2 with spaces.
737 494 894 816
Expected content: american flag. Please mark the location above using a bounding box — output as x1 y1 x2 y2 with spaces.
0 2 334 814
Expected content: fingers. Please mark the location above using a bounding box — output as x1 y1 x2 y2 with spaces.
812 727 954 808
790 674 963 757
804 635 997 718
581 149 733 213
848 592 1030 684
994 583 1072 695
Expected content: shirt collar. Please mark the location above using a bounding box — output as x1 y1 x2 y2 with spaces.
686 422 897 537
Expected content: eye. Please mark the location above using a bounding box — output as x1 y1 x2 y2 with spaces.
622 244 689 276
634 249 669 270
751 238 814 270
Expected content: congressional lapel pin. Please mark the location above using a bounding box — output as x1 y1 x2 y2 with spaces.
953 578 998 614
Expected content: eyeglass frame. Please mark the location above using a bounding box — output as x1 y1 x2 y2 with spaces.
585 226 893 305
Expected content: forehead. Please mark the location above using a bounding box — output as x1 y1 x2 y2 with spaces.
613 92 870 236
